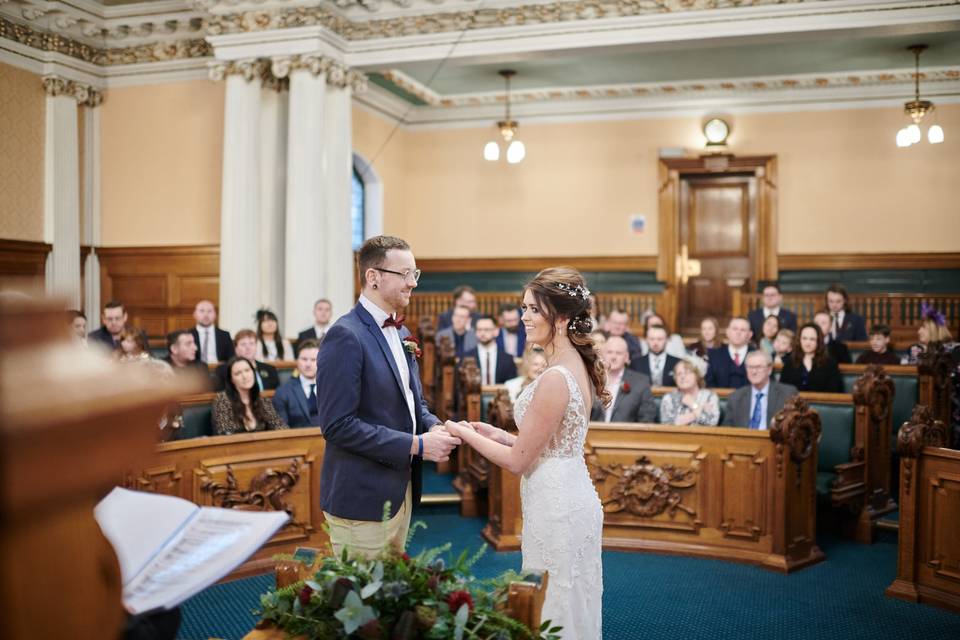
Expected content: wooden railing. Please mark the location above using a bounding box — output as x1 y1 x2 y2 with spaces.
732 292 960 340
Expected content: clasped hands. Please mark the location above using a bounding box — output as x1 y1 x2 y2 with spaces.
444 420 508 445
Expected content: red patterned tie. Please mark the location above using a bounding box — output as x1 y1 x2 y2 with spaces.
734 351 741 366
382 315 405 330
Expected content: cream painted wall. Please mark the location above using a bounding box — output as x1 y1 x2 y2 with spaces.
0 63 45 242
398 104 960 258
100 80 225 246
352 104 407 237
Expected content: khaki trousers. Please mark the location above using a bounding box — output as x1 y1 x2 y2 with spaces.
324 483 412 559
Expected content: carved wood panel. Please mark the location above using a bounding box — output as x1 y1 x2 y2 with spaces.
925 471 960 584
719 447 768 541
124 465 182 497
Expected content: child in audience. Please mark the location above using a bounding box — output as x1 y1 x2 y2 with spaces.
758 315 781 357
856 324 902 365
116 327 150 362
772 328 795 366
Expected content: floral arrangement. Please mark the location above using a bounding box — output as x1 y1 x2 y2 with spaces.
257 524 561 639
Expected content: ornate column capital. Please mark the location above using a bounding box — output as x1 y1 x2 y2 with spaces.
208 58 268 82
42 76 102 105
271 55 366 91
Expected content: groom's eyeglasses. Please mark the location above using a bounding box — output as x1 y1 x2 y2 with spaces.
374 267 422 283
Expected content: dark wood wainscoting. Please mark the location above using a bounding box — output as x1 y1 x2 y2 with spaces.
0 239 51 294
98 245 220 338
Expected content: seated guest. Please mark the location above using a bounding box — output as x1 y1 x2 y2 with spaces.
772 328 795 366
659 360 720 426
907 309 956 364
190 299 234 364
161 330 207 376
68 309 87 345
495 303 526 358
88 300 148 351
813 310 852 364
116 327 151 362
590 330 607 350
590 336 656 423
604 308 642 363
464 314 517 385
214 329 280 391
256 308 293 362
639 312 687 359
297 298 333 354
857 324 902 365
273 339 322 427
631 325 681 387
826 283 867 341
213 356 288 435
689 316 721 360
435 305 477 359
748 282 797 337
504 346 547 404
758 315 781 357
780 323 843 393
705 317 754 389
437 285 479 331
723 351 798 429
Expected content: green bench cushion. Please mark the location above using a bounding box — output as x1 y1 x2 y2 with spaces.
179 403 213 439
811 402 854 473
840 372 917 437
816 471 837 497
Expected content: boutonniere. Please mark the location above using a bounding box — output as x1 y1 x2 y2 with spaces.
621 381 631 393
402 336 422 358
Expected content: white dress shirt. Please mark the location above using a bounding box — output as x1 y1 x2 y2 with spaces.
314 324 329 340
502 331 519 357
196 324 219 363
478 342 498 385
764 306 781 319
603 370 624 422
728 345 749 367
300 375 316 399
359 294 416 431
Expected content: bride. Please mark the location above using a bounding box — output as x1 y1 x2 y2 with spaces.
445 267 607 639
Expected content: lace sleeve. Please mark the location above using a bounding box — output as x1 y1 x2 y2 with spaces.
696 390 721 426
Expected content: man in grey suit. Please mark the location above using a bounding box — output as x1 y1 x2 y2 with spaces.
591 335 657 423
723 350 797 429
434 305 477 359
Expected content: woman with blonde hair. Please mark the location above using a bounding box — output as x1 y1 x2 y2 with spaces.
907 306 955 364
504 346 548 404
659 360 720 426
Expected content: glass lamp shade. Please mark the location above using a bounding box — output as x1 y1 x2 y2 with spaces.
483 141 500 161
896 128 912 147
928 124 944 144
907 124 921 144
506 140 526 164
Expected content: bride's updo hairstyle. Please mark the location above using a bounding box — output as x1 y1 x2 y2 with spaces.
525 267 611 408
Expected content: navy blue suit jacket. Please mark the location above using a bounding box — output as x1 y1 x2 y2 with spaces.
747 308 797 338
495 325 526 358
836 311 868 342
316 302 440 521
705 346 755 389
272 378 322 428
463 346 518 384
630 352 681 387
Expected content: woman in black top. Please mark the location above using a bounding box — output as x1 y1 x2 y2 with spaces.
780 323 843 393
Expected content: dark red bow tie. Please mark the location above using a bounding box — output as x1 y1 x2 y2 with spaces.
382 315 405 330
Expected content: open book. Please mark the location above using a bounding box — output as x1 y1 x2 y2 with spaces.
95 487 289 615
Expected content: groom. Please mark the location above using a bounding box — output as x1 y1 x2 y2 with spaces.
316 235 460 558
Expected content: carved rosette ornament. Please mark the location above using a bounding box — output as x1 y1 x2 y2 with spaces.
769 396 821 485
896 405 947 494
587 454 698 518
853 364 895 424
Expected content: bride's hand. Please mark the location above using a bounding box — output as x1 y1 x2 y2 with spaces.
444 420 473 438
469 421 501 440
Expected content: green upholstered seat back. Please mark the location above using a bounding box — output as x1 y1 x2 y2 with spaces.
481 390 499 423
810 402 855 472
840 372 917 437
179 402 213 439
277 366 296 386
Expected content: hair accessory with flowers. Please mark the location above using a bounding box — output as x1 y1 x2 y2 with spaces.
402 335 422 358
921 302 947 327
556 282 591 300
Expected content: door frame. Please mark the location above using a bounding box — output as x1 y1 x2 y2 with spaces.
657 154 778 326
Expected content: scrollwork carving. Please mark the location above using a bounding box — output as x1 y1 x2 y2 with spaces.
201 459 302 518
897 405 947 459
208 58 268 82
769 396 821 485
918 344 952 391
587 454 698 518
853 364 895 423
487 388 516 433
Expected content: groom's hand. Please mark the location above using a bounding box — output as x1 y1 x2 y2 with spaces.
420 430 460 462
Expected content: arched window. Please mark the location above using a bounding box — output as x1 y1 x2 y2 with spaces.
351 167 365 250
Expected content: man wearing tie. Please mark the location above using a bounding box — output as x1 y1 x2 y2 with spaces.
723 351 797 428
590 336 657 423
747 283 797 338
296 299 333 355
705 317 755 389
826 283 867 342
190 300 234 364
464 315 517 385
273 339 323 427
631 325 681 386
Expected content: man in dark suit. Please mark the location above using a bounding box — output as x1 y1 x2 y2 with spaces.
591 336 657 423
464 315 517 385
436 285 479 331
190 299 234 364
706 317 755 388
630 325 681 386
435 305 477 359
826 283 867 342
273 339 322 427
162 330 209 381
495 303 526 358
605 308 643 364
296 298 333 355
723 350 798 428
317 235 459 558
88 300 148 351
213 329 279 391
748 283 798 337
814 311 852 364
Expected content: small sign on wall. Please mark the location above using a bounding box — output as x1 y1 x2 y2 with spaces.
630 215 646 235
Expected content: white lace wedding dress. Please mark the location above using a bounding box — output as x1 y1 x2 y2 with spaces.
514 365 604 639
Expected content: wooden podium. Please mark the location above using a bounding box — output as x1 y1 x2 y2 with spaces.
0 299 198 639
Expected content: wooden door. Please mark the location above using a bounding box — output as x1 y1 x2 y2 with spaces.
678 174 757 333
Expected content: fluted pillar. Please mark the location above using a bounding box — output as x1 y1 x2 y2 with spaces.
82 91 104 316
258 75 288 320
276 55 327 336
213 60 264 334
42 76 92 309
